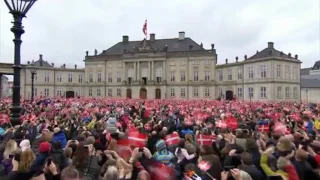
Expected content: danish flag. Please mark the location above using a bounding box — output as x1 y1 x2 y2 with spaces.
216 120 227 129
258 125 269 132
184 119 193 126
142 19 147 37
198 160 211 172
196 134 213 146
164 133 180 145
128 131 148 147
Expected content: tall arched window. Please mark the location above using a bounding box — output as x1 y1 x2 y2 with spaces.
128 68 134 77
156 67 163 77
142 68 148 77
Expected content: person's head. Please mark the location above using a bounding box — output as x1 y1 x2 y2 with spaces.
18 148 35 172
64 147 73 159
77 134 86 143
276 157 290 170
295 149 309 162
185 134 193 143
19 139 31 152
72 143 89 169
39 142 51 153
178 138 186 148
52 141 62 150
241 152 253 166
200 145 215 156
60 166 82 180
3 140 17 158
85 136 95 145
104 166 119 180
137 170 151 180
246 138 259 152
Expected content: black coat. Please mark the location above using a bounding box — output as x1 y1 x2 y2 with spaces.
239 164 265 180
50 149 68 170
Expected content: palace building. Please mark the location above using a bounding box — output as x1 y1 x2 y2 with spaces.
9 32 301 101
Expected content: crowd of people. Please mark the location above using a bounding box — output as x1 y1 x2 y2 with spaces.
0 97 320 180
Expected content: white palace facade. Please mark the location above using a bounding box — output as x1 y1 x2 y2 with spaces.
12 32 301 101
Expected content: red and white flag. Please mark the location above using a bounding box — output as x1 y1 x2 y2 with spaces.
0 114 10 125
142 19 147 37
196 134 213 146
258 125 269 132
164 133 180 145
198 160 211 172
128 131 147 147
216 120 227 129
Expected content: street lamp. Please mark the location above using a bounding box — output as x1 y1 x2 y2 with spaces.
4 0 37 126
28 64 37 103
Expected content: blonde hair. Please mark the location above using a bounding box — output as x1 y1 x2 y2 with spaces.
3 140 17 159
185 134 194 143
104 166 119 180
18 148 35 172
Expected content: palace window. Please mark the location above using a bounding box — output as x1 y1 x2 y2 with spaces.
277 65 281 78
285 66 290 79
89 74 93 83
204 88 210 97
128 69 134 78
204 59 210 65
108 88 112 97
170 72 175 82
237 88 243 97
44 88 49 96
68 73 73 83
277 86 282 98
170 88 175 97
180 71 186 82
56 89 62 96
88 89 92 96
248 67 254 79
238 68 243 79
193 87 199 97
45 72 50 82
117 88 121 97
218 71 223 81
260 65 266 78
227 69 232 80
193 71 199 82
192 60 200 64
97 73 102 83
248 87 254 98
78 74 83 83
57 74 62 82
260 87 266 98
293 67 298 80
97 89 101 96
285 87 290 98
156 67 162 83
78 89 84 96
117 72 121 82
108 72 112 83
204 71 210 81
180 88 186 97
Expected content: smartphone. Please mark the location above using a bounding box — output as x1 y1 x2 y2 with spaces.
9 154 14 159
224 166 235 171
47 157 52 165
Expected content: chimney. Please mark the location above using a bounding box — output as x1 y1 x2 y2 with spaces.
268 42 274 49
122 35 129 43
51 63 54 67
178 31 185 40
40 60 43 66
39 54 43 60
288 53 291 57
75 64 77 69
150 33 155 41
244 55 247 60
63 64 66 68
225 59 228 64
236 56 238 62
295 54 298 59
27 61 30 64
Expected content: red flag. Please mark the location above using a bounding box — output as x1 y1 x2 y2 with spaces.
216 120 227 129
128 131 147 147
258 125 269 132
196 134 212 146
198 160 211 172
164 133 180 145
148 161 175 180
142 19 147 37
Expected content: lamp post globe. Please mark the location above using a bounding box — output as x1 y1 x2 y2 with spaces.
28 65 37 103
4 0 37 126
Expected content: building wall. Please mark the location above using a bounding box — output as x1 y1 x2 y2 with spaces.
1 75 10 97
301 88 320 103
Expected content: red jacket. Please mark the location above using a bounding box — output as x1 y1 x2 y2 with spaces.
284 165 300 180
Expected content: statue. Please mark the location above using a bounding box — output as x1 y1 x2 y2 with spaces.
211 44 215 50
86 51 89 56
94 49 98 56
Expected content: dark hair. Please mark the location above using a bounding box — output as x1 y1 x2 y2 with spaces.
72 143 89 170
241 152 253 165
52 141 62 150
177 139 186 154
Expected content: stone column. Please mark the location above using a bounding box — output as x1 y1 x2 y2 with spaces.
151 61 154 80
123 62 126 80
133 62 136 80
137 62 140 80
148 61 151 80
163 61 166 80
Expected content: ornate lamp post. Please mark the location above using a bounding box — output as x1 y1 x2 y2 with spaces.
28 65 37 103
4 0 37 126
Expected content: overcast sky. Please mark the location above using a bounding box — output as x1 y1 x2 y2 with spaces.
0 0 319 70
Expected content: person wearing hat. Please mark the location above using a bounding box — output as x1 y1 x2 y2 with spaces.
30 142 51 172
105 117 118 134
153 139 175 167
19 139 31 152
52 127 67 149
